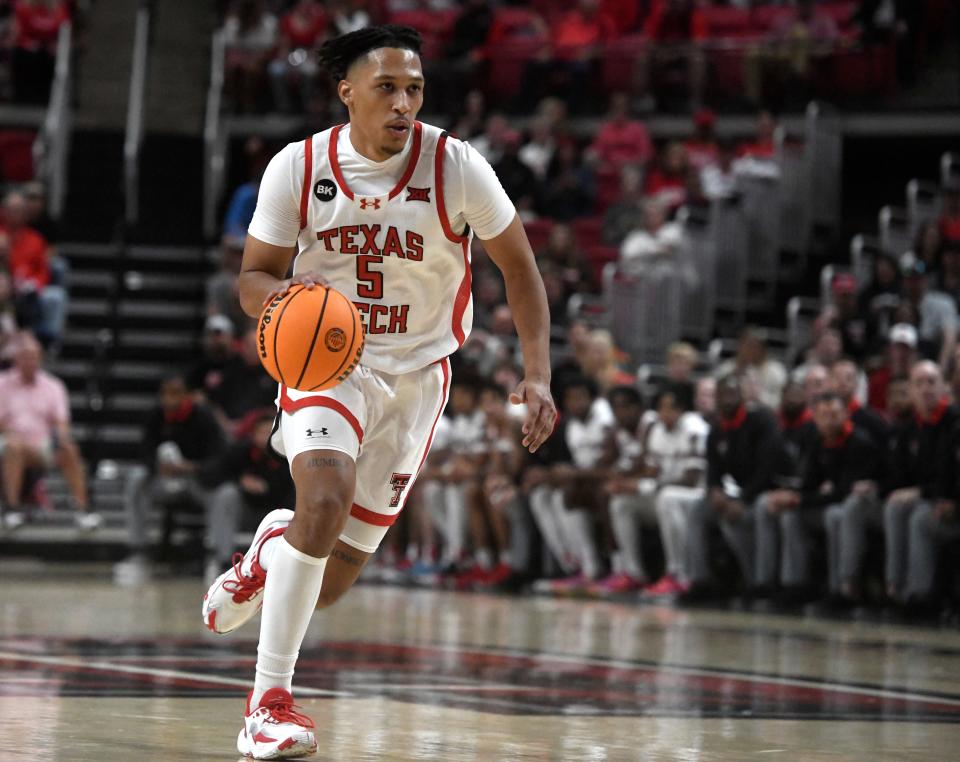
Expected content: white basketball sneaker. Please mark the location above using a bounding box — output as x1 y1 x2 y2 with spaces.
202 508 293 634
237 688 317 759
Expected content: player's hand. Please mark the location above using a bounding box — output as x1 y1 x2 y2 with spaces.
510 377 556 453
261 271 329 308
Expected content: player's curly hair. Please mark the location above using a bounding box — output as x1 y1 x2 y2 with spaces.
318 25 423 81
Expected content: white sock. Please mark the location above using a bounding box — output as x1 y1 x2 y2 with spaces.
252 537 327 707
610 496 644 579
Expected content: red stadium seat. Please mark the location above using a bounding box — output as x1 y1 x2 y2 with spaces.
572 216 604 248
523 218 554 252
750 5 793 32
0 131 36 182
386 9 457 43
697 6 752 38
601 34 645 94
584 243 619 284
594 165 622 214
484 37 545 104
487 7 549 45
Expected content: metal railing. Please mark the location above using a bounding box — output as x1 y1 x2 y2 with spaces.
124 6 151 227
32 22 73 221
203 29 227 240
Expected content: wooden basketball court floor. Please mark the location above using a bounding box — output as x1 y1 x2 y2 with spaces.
2 566 959 761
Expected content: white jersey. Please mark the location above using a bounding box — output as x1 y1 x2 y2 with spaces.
644 412 710 487
248 121 515 379
565 398 615 469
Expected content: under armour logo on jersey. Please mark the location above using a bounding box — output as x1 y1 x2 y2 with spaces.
359 197 381 210
305 428 329 438
406 186 431 203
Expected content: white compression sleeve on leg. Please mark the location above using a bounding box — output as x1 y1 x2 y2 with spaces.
609 495 645 580
529 486 570 570
443 483 468 564
252 536 327 707
565 508 602 580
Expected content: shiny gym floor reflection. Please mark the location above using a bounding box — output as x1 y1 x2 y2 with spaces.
1 571 959 761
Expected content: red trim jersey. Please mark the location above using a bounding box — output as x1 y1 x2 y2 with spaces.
248 120 515 377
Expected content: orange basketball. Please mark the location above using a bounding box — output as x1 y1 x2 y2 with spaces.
257 284 364 392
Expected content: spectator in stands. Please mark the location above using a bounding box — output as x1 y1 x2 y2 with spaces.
694 376 716 421
776 378 817 471
493 131 539 219
715 328 788 410
602 165 645 246
935 241 960 309
199 409 294 583
539 141 596 221
0 333 98 531
867 323 918 413
830 358 889 447
538 223 593 293
189 314 240 402
328 0 371 36
885 375 914 427
586 92 654 172
686 374 781 597
428 0 492 116
268 0 327 114
1 190 64 348
900 256 958 369
0 271 20 366
22 180 58 244
938 182 960 246
683 108 719 172
223 0 278 113
644 141 693 214
824 272 870 361
758 392 878 605
532 375 614 593
618 197 684 273
800 363 830 407
116 374 226 582
700 138 738 201
882 360 957 608
206 235 249 333
450 89 486 141
737 110 778 161
11 0 70 105
637 0 707 108
223 136 269 238
579 329 635 393
471 113 511 165
518 116 556 183
859 251 901 345
914 219 943 273
207 327 278 437
794 326 843 381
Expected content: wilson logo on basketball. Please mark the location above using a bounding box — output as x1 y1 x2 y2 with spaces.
258 292 285 359
325 327 346 352
406 187 430 202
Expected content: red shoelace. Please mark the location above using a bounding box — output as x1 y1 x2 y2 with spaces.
222 552 264 603
261 693 315 729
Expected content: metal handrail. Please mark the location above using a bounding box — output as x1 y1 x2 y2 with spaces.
124 6 151 227
203 29 227 240
32 22 73 221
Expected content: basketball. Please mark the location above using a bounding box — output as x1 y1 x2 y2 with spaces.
257 283 364 392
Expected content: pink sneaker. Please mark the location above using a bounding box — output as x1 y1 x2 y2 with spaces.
532 574 590 596
642 575 689 599
587 572 645 597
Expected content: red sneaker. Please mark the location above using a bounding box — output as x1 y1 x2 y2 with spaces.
642 575 690 599
587 572 645 597
237 687 317 759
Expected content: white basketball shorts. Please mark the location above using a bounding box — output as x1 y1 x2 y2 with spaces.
270 358 451 553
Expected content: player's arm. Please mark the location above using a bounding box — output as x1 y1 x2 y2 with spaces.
482 214 556 453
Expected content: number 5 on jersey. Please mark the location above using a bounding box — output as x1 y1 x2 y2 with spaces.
357 255 383 299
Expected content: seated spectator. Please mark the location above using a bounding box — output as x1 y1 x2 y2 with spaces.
189 314 240 402
206 235 249 333
224 0 279 113
775 378 817 475
619 197 684 273
579 329 635 393
914 219 943 273
207 328 279 436
22 180 58 243
644 141 692 214
493 131 539 219
686 374 781 597
328 0 371 36
830 358 889 447
199 409 294 583
637 0 707 108
116 375 226 583
267 0 327 114
859 251 901 345
450 89 487 141
935 242 960 310
602 165 645 246
518 116 556 183
694 376 716 422
0 272 20 365
538 223 593 293
900 256 958 368
539 141 596 221
745 0 839 108
586 92 653 171
883 361 958 608
737 110 778 162
1 190 65 348
700 138 738 201
938 181 960 246
531 375 614 593
757 392 879 605
11 0 70 105
885 375 914 427
427 0 492 116
800 363 830 408
867 323 918 413
794 326 843 381
0 333 98 531
823 272 870 361
683 109 719 172
715 328 788 410
471 113 511 165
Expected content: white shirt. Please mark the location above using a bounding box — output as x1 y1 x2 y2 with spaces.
619 223 684 273
565 398 615 469
644 412 710 486
446 410 486 456
248 121 516 375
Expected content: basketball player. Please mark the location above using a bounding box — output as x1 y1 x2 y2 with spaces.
201 26 556 759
